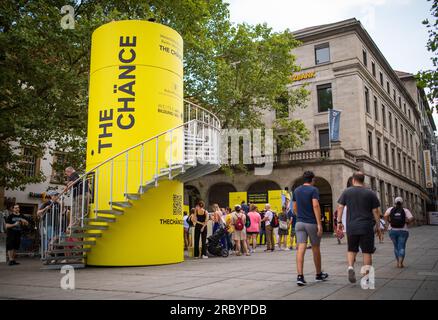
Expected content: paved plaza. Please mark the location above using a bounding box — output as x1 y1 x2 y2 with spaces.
0 225 437 300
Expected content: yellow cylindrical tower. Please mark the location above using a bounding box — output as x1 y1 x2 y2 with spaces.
85 20 184 266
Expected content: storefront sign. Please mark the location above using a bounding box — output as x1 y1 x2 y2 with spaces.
429 212 438 225
291 71 316 82
424 150 433 189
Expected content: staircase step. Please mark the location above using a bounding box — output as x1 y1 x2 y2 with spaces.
42 254 85 261
84 217 116 223
68 232 102 238
124 193 141 200
110 201 132 208
47 248 91 254
71 225 108 231
41 263 86 270
96 208 124 215
54 240 96 246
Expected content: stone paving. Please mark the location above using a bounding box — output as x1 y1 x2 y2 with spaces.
0 225 437 300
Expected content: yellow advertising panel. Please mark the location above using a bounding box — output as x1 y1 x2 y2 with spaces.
86 20 184 266
229 192 247 208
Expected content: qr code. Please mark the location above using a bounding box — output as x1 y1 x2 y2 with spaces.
173 194 182 215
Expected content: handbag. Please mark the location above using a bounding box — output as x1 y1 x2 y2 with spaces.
279 220 288 230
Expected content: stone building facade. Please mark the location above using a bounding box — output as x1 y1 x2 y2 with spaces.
186 18 437 228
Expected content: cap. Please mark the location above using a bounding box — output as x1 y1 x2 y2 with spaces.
394 197 403 205
47 190 59 196
234 205 241 211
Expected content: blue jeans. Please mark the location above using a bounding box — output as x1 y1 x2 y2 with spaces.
389 230 409 259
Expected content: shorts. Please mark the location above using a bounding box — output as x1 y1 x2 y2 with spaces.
278 228 289 236
6 231 21 251
295 222 321 246
232 229 247 241
347 232 375 254
247 231 259 236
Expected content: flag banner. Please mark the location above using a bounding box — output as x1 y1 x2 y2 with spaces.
329 109 341 142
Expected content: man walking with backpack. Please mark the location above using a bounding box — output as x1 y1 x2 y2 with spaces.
293 171 328 286
337 171 382 284
384 197 414 268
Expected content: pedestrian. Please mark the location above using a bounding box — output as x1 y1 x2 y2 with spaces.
293 171 328 286
64 166 90 228
231 205 250 256
336 171 382 284
0 202 15 263
211 203 223 234
5 204 29 266
183 211 190 250
262 204 275 252
259 209 266 246
192 201 209 259
224 207 234 253
287 205 297 250
37 191 61 254
246 204 261 253
241 201 249 214
384 197 414 268
278 206 290 250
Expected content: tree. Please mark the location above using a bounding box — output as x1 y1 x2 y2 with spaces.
0 0 308 198
417 0 438 112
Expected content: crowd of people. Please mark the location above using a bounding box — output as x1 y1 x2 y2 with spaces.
182 170 416 287
1 168 416 288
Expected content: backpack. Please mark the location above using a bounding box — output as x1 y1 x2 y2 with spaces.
234 213 244 231
245 213 251 228
389 206 406 228
270 212 279 228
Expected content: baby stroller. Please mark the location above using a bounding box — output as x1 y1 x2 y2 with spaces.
207 224 229 257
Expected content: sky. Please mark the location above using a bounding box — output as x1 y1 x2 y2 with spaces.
226 0 438 127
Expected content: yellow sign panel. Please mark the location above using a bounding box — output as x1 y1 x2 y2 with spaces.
229 192 247 208
291 71 316 82
86 20 184 266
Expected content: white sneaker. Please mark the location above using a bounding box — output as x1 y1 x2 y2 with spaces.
252 248 256 253
202 255 208 259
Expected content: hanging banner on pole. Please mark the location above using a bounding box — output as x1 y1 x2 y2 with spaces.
423 150 433 189
329 109 341 142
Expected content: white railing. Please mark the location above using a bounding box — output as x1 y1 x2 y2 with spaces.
40 100 221 261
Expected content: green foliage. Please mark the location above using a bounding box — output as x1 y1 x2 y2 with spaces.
0 0 308 190
417 0 438 111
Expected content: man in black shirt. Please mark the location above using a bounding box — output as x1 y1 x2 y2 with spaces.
5 204 29 266
336 172 382 284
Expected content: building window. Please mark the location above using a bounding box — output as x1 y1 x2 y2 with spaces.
398 152 401 170
319 129 330 149
21 147 39 178
377 137 382 161
413 161 416 180
408 160 412 178
380 72 384 86
403 156 407 174
408 109 411 121
393 90 396 102
395 118 399 139
389 112 393 134
405 129 408 148
363 49 368 66
391 148 396 168
370 177 376 191
403 102 406 114
373 96 378 120
387 81 390 94
50 152 69 184
382 104 386 128
384 143 389 164
372 62 376 77
410 134 413 154
365 87 370 113
315 43 330 65
368 131 373 156
317 84 333 112
400 124 404 145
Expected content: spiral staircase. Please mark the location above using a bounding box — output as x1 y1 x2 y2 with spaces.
40 100 221 269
